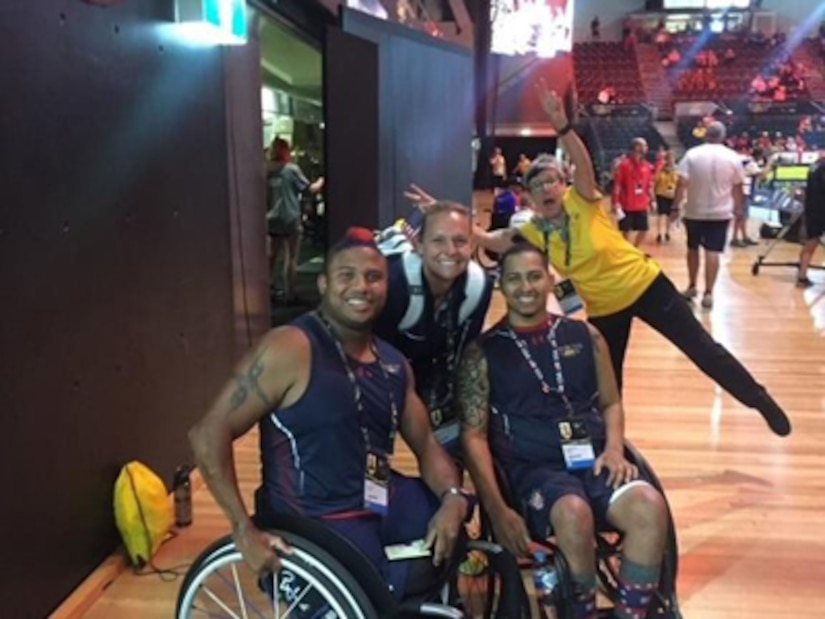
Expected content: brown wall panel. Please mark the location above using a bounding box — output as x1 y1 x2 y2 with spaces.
0 2 264 616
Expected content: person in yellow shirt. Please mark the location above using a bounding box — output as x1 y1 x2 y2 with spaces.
654 151 679 243
468 83 791 437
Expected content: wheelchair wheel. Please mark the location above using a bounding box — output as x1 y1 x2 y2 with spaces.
176 530 379 619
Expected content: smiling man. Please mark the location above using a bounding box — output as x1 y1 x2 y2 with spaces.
189 228 469 608
374 202 494 452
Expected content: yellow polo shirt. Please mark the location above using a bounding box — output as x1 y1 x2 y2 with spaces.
517 187 661 317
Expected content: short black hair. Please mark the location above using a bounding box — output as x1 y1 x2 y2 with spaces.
419 201 472 239
324 227 384 274
499 242 548 275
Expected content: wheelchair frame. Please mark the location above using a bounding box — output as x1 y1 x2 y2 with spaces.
177 444 680 619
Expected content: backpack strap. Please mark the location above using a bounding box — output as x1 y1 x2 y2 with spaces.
398 253 487 332
459 262 487 325
399 252 425 331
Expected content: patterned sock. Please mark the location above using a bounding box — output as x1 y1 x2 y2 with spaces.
613 559 660 619
570 572 597 619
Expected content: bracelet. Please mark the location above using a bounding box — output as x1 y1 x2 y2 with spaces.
441 486 469 502
557 122 574 137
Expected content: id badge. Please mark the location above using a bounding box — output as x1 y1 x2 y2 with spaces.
364 452 391 515
554 279 585 315
558 420 596 471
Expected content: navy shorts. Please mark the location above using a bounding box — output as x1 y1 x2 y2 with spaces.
256 473 443 601
509 464 623 539
619 211 649 232
683 218 730 252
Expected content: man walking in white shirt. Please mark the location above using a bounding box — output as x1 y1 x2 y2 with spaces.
674 122 745 309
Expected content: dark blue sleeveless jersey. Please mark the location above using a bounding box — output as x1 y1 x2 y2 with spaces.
374 255 493 424
480 316 605 470
256 313 408 519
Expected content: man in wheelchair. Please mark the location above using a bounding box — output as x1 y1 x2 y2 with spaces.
189 229 471 608
458 242 669 619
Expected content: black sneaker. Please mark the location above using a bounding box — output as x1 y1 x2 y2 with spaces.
755 395 792 437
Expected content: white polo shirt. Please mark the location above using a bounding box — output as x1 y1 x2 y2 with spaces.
677 143 746 220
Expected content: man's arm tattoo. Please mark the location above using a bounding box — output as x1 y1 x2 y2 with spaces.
229 349 274 411
456 344 490 430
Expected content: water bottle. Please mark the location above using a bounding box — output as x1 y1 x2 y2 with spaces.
532 550 558 619
173 465 193 527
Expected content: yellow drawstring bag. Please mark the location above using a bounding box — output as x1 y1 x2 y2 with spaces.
114 461 173 567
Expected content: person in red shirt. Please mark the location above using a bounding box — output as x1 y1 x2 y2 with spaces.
613 138 655 247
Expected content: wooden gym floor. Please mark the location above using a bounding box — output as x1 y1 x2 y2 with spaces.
62 198 825 619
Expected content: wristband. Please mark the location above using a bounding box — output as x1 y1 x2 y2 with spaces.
557 122 574 137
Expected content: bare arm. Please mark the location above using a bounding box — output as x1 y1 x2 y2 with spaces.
588 325 637 487
399 362 466 565
674 175 688 210
456 343 506 514
537 81 600 201
457 343 530 555
473 224 519 254
399 361 461 497
309 177 325 194
732 182 745 218
189 328 307 534
588 325 623 453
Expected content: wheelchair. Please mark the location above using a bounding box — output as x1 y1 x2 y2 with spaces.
481 441 682 619
176 442 680 618
175 509 527 618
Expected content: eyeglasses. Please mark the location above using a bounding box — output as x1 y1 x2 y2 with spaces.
528 176 562 191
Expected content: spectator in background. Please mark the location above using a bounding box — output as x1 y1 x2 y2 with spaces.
654 151 679 243
515 153 532 182
798 155 825 287
724 47 737 64
591 15 600 40
490 147 507 195
731 148 762 247
613 138 655 247
674 122 744 309
267 137 324 305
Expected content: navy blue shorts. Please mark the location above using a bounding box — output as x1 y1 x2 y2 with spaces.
683 218 730 252
256 472 443 601
509 465 621 539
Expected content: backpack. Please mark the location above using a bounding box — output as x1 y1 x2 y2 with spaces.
374 209 487 331
113 461 173 567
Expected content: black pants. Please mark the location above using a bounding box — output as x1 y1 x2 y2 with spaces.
588 273 771 409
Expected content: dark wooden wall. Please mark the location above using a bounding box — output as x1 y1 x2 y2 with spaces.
338 8 474 227
0 2 266 617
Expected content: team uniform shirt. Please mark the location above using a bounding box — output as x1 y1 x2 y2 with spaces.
375 256 493 440
256 314 408 520
517 187 661 318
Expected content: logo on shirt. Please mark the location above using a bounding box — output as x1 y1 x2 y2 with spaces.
383 363 402 375
559 343 583 358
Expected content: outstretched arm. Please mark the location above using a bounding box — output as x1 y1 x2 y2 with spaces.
588 324 638 488
536 80 599 201
457 343 531 556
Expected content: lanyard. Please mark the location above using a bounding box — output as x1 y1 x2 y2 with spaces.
536 213 572 269
507 320 576 418
315 311 399 456
430 294 470 409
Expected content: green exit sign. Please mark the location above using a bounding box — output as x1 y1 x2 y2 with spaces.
175 0 247 45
